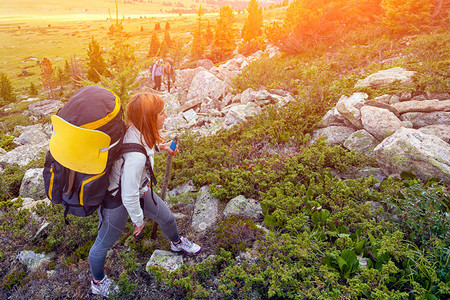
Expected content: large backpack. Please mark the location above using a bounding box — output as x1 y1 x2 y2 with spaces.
43 85 127 220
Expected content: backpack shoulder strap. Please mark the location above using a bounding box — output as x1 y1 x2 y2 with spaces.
120 143 158 207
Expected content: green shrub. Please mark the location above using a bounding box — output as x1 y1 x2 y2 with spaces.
0 164 26 200
0 134 15 151
381 175 450 247
0 113 32 135
1 269 26 291
216 216 264 255
33 203 99 254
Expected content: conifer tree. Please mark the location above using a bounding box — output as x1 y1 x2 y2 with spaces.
0 73 16 104
205 21 214 46
154 22 161 30
149 31 161 57
40 57 55 97
164 28 173 48
242 0 263 42
191 5 206 59
212 6 237 61
382 0 433 33
86 36 109 83
165 21 170 30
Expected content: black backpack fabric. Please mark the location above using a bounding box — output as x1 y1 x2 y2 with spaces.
43 85 127 219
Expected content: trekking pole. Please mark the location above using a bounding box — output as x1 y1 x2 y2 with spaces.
150 136 178 239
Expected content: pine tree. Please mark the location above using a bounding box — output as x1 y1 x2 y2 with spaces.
382 0 433 33
205 21 214 46
0 73 16 104
86 36 109 83
242 0 263 43
212 6 237 61
149 31 161 57
40 57 55 97
191 5 206 59
165 21 170 30
164 28 173 48
154 22 161 30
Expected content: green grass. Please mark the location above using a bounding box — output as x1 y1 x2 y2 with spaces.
0 1 284 92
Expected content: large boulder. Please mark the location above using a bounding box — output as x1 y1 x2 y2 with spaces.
146 250 183 272
19 168 46 200
374 128 450 185
26 100 63 118
335 93 368 129
223 195 262 220
197 59 214 70
317 108 346 128
223 103 261 127
0 142 48 167
418 125 450 143
361 106 404 141
393 99 450 114
187 71 230 101
354 67 416 89
177 67 207 91
343 129 379 156
311 126 356 146
401 111 450 128
14 125 48 146
191 186 219 232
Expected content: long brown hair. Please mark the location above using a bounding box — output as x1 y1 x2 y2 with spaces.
126 93 164 148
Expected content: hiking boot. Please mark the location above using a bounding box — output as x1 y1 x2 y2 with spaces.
171 236 201 254
91 275 119 298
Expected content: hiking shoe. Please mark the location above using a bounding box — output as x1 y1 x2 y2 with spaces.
91 275 119 298
171 236 201 254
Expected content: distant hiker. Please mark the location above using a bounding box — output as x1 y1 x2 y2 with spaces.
164 58 176 93
151 58 164 91
89 93 201 297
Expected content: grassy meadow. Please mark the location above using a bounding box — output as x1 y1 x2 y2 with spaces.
0 0 284 91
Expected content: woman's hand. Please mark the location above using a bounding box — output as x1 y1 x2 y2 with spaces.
159 141 179 155
133 221 145 237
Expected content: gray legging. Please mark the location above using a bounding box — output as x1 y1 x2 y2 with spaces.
88 191 179 281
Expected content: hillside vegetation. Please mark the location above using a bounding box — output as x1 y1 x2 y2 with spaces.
0 0 449 299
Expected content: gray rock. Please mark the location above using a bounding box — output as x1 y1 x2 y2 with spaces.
343 129 379 156
146 250 183 272
168 180 196 199
393 100 450 114
27 100 63 118
335 93 368 129
191 186 219 232
317 109 346 128
418 125 450 143
15 126 48 146
0 142 48 167
223 195 262 220
17 250 51 272
311 126 356 146
187 71 230 101
354 67 416 89
361 106 403 141
178 97 203 113
401 111 450 128
197 59 214 70
19 168 46 200
374 128 450 185
182 109 198 123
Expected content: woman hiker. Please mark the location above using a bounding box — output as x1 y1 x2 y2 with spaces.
151 59 164 91
89 93 201 297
